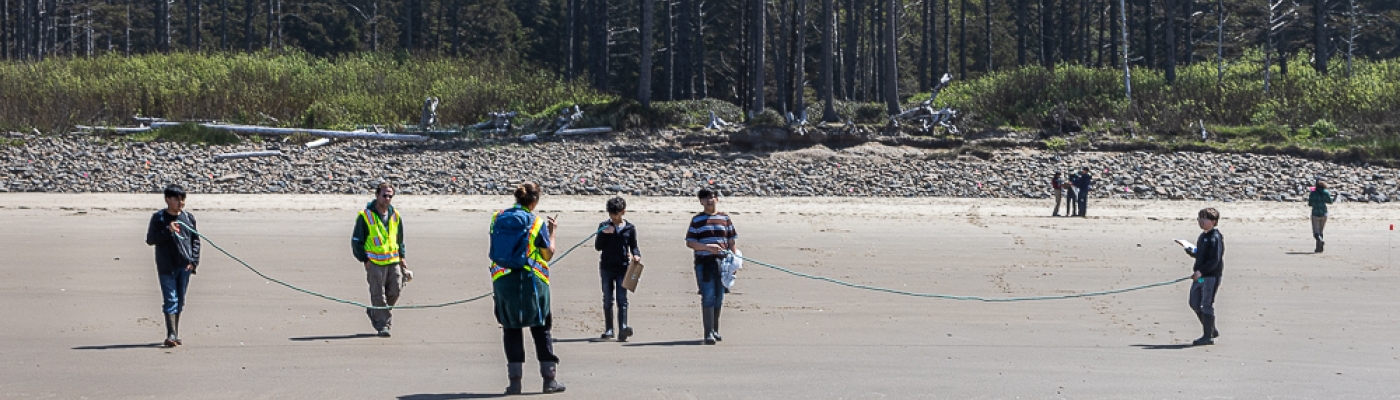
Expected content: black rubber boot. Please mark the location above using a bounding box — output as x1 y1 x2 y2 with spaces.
171 313 182 345
163 313 177 347
711 307 722 342
601 308 615 339
504 362 523 395
702 308 716 345
540 362 566 393
617 306 632 342
1193 314 1216 346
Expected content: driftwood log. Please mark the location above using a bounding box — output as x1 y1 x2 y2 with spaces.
214 151 282 160
149 122 429 142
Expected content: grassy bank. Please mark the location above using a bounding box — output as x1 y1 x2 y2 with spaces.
0 52 612 132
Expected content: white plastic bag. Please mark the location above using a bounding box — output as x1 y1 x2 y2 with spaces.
721 250 743 289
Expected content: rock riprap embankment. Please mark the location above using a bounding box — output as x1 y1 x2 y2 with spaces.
2 134 1396 202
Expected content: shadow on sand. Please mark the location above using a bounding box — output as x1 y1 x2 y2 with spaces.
288 333 380 341
623 339 705 347
1285 251 1317 255
552 337 611 344
399 392 544 399
72 343 166 350
1131 343 1197 350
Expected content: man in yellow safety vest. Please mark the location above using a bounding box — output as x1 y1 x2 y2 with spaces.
351 182 408 337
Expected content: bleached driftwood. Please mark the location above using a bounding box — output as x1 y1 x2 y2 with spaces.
305 138 332 148
419 97 439 132
215 151 282 160
76 125 152 134
149 122 429 142
556 127 613 136
706 111 730 129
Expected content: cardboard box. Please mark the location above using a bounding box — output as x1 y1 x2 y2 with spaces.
622 260 645 292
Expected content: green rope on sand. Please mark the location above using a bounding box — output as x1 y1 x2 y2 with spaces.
175 221 599 310
728 252 1190 302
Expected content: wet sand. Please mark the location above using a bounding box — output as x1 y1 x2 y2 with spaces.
3 193 1399 398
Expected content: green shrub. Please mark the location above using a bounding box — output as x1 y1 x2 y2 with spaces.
1309 119 1338 139
1043 137 1069 152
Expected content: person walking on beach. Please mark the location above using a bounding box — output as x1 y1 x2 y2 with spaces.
595 197 641 341
350 182 408 337
145 184 201 347
1073 167 1093 217
488 182 565 394
1308 180 1336 253
1184 208 1224 346
686 188 738 345
1051 172 1065 216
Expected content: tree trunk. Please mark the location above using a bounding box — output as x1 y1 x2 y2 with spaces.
1182 0 1193 64
958 0 966 77
1313 0 1327 74
942 0 950 74
1144 0 1155 68
883 0 898 115
692 0 705 98
664 0 673 100
1040 0 1052 69
1016 0 1029 66
1110 0 1119 67
772 0 788 115
751 0 765 114
843 0 857 100
2 0 8 60
639 0 653 106
821 0 838 121
676 0 691 98
1164 0 1176 83
1119 0 1131 101
984 0 992 72
244 0 253 51
920 0 930 90
794 0 806 118
588 0 609 91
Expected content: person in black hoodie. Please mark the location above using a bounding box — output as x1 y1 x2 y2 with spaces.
145 185 200 347
1185 207 1224 346
594 197 641 341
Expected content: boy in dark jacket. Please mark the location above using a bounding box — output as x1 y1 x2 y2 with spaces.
145 185 200 347
594 197 641 341
1185 207 1224 346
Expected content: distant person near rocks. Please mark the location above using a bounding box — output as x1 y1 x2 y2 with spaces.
1073 167 1093 217
686 188 738 345
145 184 201 348
1065 170 1079 217
1051 172 1065 216
1308 180 1337 253
595 197 641 342
489 182 565 394
1184 208 1225 346
350 182 408 338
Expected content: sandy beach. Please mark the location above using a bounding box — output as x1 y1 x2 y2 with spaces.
2 193 1398 398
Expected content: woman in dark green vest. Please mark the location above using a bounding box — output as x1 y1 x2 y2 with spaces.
488 182 565 394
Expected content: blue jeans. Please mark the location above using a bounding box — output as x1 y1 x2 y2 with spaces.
694 259 725 308
600 268 628 309
1076 187 1089 215
159 268 192 315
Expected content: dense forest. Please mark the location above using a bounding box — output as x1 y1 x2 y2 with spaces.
2 0 1399 131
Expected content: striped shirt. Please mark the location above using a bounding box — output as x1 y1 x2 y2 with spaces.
687 212 737 257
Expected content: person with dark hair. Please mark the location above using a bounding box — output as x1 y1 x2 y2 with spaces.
145 184 200 347
686 188 738 345
350 182 407 337
1307 180 1336 253
594 197 641 341
1184 207 1224 346
1050 172 1065 217
1073 167 1093 217
1064 170 1078 217
489 182 565 394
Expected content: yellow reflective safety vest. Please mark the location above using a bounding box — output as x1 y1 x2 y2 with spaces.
360 208 402 265
488 207 550 285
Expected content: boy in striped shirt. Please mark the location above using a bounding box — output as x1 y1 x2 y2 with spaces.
685 188 738 345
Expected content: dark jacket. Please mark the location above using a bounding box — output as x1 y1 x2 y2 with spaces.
594 219 640 271
1073 172 1093 191
351 201 405 263
146 210 201 275
1189 228 1224 277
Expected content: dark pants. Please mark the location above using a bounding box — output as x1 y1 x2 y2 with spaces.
503 314 559 363
1189 277 1221 316
600 268 628 309
1075 187 1089 216
1065 187 1077 215
159 268 192 315
694 257 725 308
